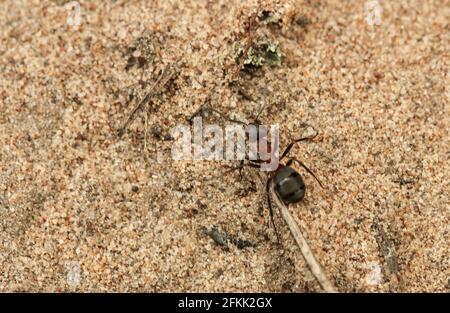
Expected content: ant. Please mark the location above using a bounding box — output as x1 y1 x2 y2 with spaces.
198 105 324 241
260 136 324 241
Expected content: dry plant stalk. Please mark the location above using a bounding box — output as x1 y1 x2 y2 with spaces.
251 170 338 293
118 63 179 136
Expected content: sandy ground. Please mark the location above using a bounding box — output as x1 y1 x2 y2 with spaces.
0 0 448 292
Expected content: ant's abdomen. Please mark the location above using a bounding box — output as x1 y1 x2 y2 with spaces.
273 166 306 204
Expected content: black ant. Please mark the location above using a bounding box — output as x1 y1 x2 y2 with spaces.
234 131 323 241
198 105 324 240
262 137 324 239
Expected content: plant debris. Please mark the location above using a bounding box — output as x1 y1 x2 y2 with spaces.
371 218 403 291
260 10 282 26
202 226 254 251
233 40 282 68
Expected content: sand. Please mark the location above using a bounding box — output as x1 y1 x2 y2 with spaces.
0 0 448 292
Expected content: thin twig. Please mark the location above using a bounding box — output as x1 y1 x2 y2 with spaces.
250 170 338 293
118 63 179 136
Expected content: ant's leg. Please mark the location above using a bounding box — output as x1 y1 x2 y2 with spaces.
238 160 244 179
290 157 324 188
266 179 280 243
279 133 318 161
237 160 260 179
225 154 265 175
225 160 260 175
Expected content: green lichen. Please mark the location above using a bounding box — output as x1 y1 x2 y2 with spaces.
261 11 282 26
233 41 282 68
264 43 282 66
232 41 244 62
243 47 264 67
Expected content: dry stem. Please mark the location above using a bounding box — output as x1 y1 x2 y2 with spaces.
251 170 338 292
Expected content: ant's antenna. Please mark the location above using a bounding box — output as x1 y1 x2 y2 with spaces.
204 106 247 125
254 102 266 122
